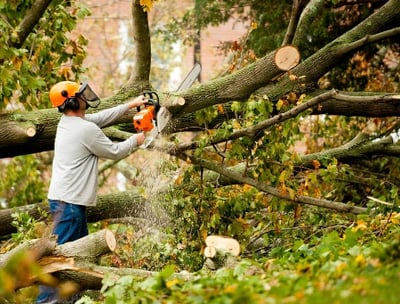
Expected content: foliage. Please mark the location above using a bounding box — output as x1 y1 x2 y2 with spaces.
0 0 90 110
71 211 400 304
100 224 203 273
1 0 400 303
10 209 49 243
0 155 47 208
0 249 43 301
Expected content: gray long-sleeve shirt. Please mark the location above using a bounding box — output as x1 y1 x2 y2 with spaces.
48 104 137 206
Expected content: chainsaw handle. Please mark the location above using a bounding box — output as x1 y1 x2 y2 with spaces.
143 90 159 104
135 92 157 112
139 90 160 113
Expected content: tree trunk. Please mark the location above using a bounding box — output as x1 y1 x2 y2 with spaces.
1 229 195 292
0 229 116 291
0 190 163 237
53 229 116 261
0 237 57 266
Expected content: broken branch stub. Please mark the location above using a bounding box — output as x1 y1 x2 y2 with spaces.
274 45 301 71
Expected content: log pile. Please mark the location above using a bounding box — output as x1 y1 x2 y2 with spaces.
0 230 241 300
203 235 241 270
0 229 117 293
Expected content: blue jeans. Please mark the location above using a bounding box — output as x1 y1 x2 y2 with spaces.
36 200 88 303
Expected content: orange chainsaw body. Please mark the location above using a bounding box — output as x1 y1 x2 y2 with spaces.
133 105 155 132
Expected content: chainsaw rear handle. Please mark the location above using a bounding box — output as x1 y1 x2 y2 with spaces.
136 90 160 112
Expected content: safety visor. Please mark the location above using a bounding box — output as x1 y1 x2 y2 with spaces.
76 82 101 108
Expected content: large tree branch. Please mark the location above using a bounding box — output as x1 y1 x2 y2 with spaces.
299 133 400 168
168 91 400 155
313 91 400 116
1 1 400 159
0 190 164 237
126 0 152 86
292 0 327 46
282 0 308 46
183 154 366 214
164 0 400 119
260 0 400 102
10 0 52 48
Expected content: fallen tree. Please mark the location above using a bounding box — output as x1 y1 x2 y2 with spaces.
0 191 164 237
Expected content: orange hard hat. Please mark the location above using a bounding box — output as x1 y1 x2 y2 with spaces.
49 81 80 107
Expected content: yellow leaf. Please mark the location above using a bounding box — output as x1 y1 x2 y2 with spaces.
297 93 306 105
335 262 347 275
288 188 295 200
166 278 179 288
391 212 400 224
174 174 183 185
140 0 154 11
0 270 16 294
200 229 208 242
233 120 241 129
278 170 287 184
276 99 284 110
355 254 366 266
242 184 253 192
355 219 368 231
312 159 321 169
224 284 237 293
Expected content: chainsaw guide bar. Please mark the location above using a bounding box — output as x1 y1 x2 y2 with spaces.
135 63 201 148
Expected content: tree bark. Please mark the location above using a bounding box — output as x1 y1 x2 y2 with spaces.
261 0 400 102
53 229 116 262
299 133 398 167
1 2 399 159
2 229 195 291
0 190 162 237
313 92 400 117
0 106 135 158
185 154 367 214
0 237 57 266
127 0 152 86
12 0 53 48
0 230 116 290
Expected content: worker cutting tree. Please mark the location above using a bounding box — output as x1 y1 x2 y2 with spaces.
37 81 147 304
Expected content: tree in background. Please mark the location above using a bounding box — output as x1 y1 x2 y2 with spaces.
1 0 400 301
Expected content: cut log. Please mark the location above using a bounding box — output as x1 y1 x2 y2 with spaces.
0 236 57 267
204 245 217 258
52 264 197 291
35 229 116 273
0 190 158 237
274 45 301 71
176 97 186 106
0 229 116 290
53 229 116 262
203 235 241 271
205 235 241 256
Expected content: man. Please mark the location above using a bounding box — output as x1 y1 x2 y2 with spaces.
37 81 147 303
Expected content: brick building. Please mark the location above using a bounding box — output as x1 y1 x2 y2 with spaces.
74 0 249 96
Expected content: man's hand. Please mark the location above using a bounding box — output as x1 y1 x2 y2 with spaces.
135 132 145 146
128 95 147 109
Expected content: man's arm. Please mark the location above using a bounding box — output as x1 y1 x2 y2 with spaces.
85 95 147 128
85 123 143 160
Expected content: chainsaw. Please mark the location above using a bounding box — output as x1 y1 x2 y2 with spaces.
133 91 160 132
133 63 202 148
